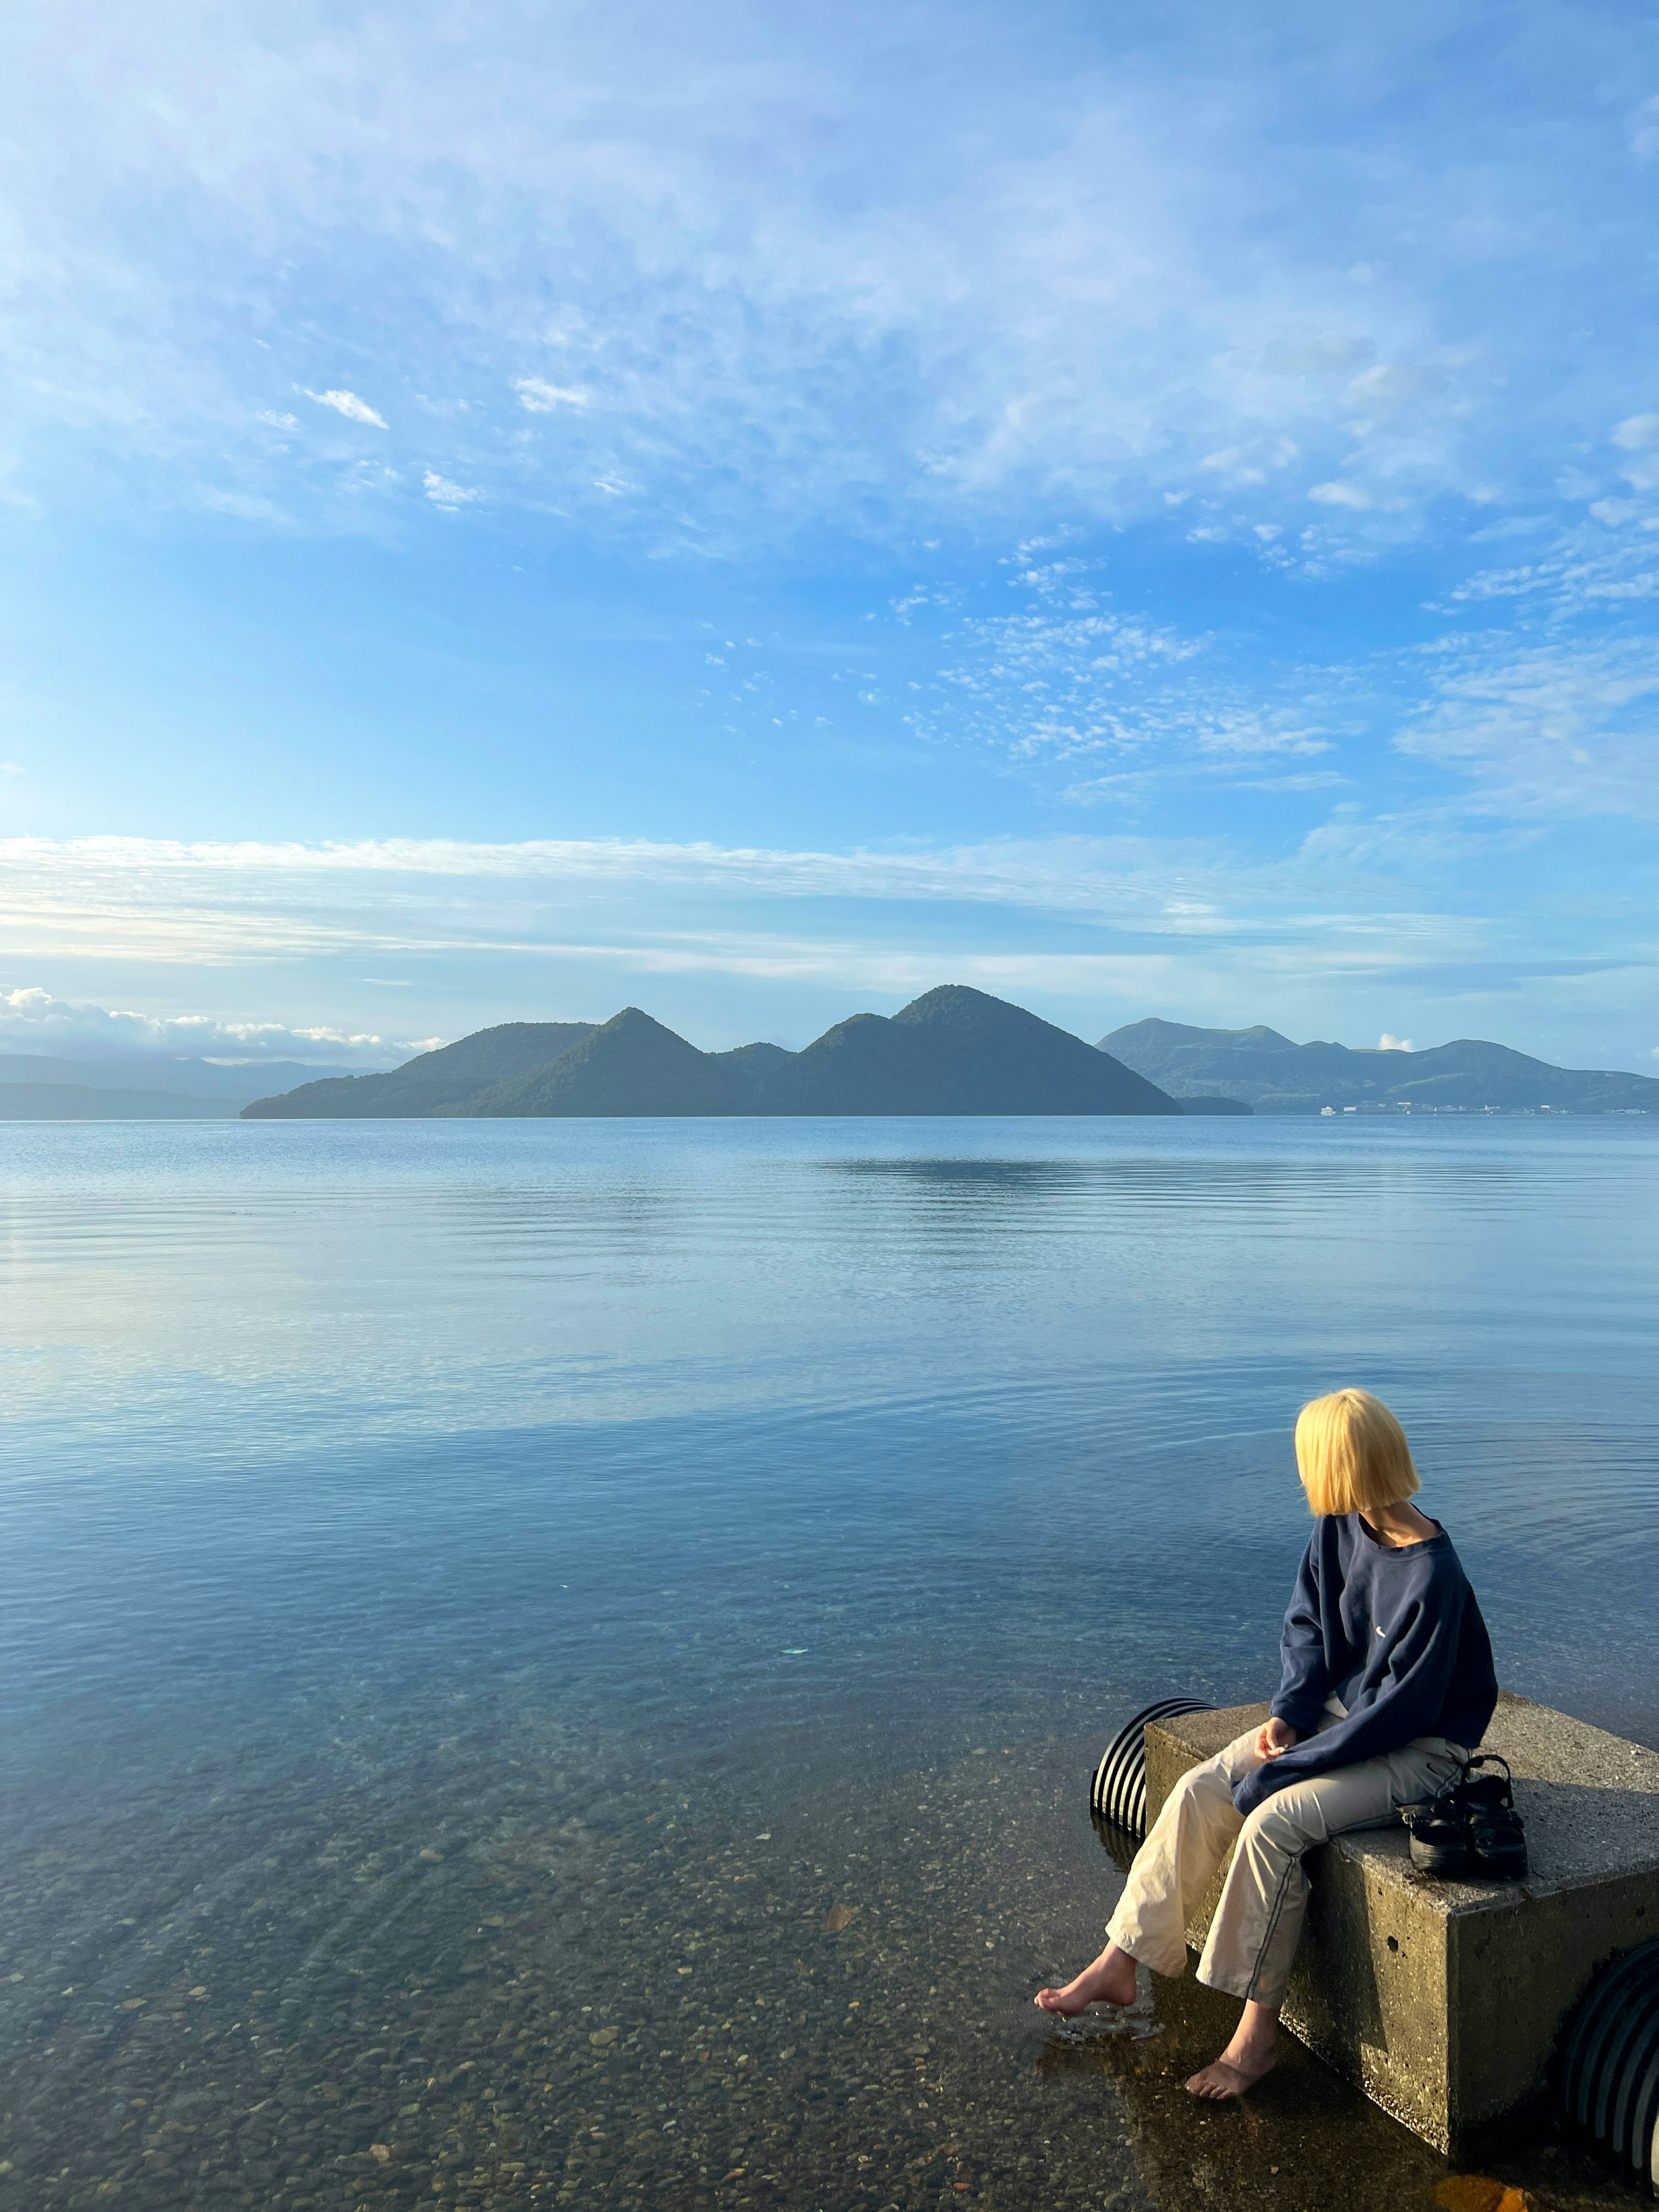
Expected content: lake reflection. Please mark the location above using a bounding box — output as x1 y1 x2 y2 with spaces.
1 1116 1656 2209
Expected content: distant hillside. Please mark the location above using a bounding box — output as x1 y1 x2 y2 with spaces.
247 988 1180 1119
457 1010 734 1117
750 986 1178 1116
1098 1018 1659 1114
448 987 1178 1118
242 1022 598 1119
0 1083 244 1120
0 1053 362 1103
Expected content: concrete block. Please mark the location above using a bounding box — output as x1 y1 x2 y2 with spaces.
1142 1690 1659 2153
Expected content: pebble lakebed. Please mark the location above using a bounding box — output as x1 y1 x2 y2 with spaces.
0 1724 1634 2212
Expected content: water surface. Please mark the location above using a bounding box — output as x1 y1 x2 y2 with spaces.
3 1116 1656 2211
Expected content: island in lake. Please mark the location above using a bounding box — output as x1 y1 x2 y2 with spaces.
242 987 1184 1119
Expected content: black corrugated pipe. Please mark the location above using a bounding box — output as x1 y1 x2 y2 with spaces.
1557 1935 1659 2194
1090 1697 1214 1839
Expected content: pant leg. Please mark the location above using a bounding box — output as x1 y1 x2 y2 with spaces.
1105 1730 1263 1978
1197 1734 1464 2007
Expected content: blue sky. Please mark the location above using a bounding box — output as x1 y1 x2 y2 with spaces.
3 0 1658 1070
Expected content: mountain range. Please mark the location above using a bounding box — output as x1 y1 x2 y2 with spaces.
1099 1019 1659 1114
244 988 1182 1119
6 998 1654 1122
0 1052 362 1122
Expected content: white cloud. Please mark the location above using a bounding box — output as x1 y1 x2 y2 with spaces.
1199 442 1297 486
1233 769 1348 791
1396 639 1659 818
423 470 481 506
1191 711 1330 760
257 410 299 430
1446 485 1659 615
1308 480 1372 509
901 554 1335 774
300 388 388 428
0 827 1461 955
513 378 591 413
1378 1032 1414 1050
0 985 427 1066
3 0 1630 543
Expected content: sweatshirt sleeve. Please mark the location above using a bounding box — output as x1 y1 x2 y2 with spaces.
1236 1558 1466 1815
1269 1536 1330 1739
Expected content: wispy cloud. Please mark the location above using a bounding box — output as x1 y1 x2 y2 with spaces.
423 470 481 507
1233 769 1349 792
893 557 1336 779
1398 638 1659 819
299 388 388 428
1 829 1240 914
6 3 1653 546
513 379 591 413
1309 481 1372 510
0 827 1506 976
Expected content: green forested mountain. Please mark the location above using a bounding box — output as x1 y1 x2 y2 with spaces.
247 988 1179 1119
748 986 1177 1115
242 1022 598 1119
1099 1017 1659 1113
455 1009 737 1117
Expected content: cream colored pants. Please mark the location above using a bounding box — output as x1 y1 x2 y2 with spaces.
1105 1712 1464 2009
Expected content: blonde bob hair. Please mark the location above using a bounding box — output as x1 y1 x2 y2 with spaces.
1295 1389 1421 1517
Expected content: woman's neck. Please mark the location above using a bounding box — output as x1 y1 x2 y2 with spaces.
1363 1500 1439 1548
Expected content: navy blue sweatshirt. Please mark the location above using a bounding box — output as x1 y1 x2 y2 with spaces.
1233 1513 1498 1815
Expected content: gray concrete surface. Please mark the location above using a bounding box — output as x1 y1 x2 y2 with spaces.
1141 1691 1659 2153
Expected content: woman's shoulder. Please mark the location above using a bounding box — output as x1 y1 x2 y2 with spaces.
1400 1526 1473 1599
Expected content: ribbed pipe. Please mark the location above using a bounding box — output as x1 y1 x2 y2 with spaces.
1090 1697 1214 1839
1557 1935 1659 2193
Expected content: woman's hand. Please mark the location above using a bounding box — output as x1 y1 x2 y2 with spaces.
1254 1716 1300 1761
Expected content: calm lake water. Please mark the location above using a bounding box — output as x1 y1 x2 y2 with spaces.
3 1116 1656 2212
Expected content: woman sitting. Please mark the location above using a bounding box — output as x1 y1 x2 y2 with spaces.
1035 1387 1498 2100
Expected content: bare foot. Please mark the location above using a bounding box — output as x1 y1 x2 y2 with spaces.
1185 2002 1279 2098
1033 1942 1138 2017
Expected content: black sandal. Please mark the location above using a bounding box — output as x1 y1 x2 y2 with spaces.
1460 1754 1529 1879
1402 1767 1472 1875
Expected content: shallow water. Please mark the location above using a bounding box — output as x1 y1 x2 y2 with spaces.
2 1116 1656 2210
